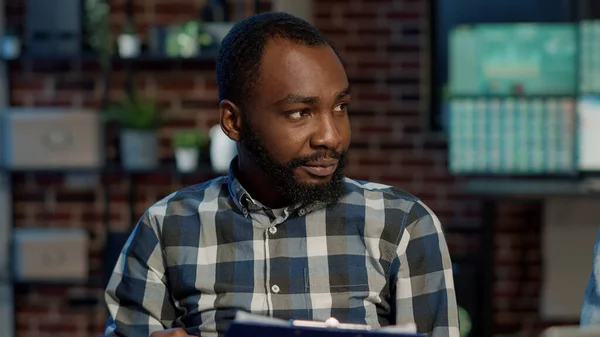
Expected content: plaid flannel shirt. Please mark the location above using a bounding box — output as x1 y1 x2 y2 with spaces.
103 167 459 337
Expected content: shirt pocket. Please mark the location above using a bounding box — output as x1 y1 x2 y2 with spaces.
303 264 387 326
305 265 370 292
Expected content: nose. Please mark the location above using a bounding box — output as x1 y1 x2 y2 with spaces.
310 113 343 151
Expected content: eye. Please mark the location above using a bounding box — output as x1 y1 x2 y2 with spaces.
334 103 349 114
287 109 311 120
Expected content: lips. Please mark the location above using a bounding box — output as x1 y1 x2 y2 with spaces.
301 159 338 177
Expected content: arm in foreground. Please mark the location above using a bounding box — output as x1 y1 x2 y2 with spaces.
395 201 460 337
581 229 600 325
103 211 179 337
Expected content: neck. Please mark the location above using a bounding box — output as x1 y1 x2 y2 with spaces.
234 153 290 209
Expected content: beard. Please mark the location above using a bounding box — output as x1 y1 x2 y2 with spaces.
238 114 349 207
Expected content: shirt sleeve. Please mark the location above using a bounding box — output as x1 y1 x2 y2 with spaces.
395 200 460 337
581 228 600 325
103 210 179 337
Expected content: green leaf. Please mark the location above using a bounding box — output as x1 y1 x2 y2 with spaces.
103 90 165 130
172 129 208 148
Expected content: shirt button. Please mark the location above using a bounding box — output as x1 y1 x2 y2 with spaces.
242 208 248 216
271 284 280 293
268 226 277 235
299 209 306 216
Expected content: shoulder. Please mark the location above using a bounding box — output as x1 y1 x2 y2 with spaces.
344 177 418 200
342 177 439 226
343 176 421 209
145 176 229 223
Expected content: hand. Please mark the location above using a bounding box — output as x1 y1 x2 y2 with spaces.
150 328 192 337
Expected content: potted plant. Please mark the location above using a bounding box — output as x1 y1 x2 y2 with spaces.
166 20 213 58
117 22 141 58
84 0 111 67
172 129 207 172
104 90 164 170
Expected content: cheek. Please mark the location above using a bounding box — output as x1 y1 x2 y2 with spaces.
262 128 310 161
340 118 351 145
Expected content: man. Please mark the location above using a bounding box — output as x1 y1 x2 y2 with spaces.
103 12 459 337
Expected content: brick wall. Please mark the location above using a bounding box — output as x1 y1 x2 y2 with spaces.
5 0 569 336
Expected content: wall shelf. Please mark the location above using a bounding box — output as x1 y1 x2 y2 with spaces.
462 177 600 198
3 162 219 176
5 53 218 64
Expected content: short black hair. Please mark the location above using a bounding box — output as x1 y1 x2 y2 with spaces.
216 12 335 109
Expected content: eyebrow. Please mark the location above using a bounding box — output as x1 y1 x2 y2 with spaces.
275 85 352 106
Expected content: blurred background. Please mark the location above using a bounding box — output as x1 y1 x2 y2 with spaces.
0 0 598 336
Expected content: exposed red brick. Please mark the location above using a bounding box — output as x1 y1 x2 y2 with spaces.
14 304 51 315
357 28 392 36
38 323 79 333
133 173 173 186
379 174 417 185
155 77 196 92
81 211 121 222
34 173 66 186
34 212 73 222
55 191 97 203
357 156 393 167
33 97 76 107
10 77 45 91
109 2 145 15
154 2 198 15
7 0 553 335
357 61 392 70
387 11 422 19
345 44 381 53
401 61 420 69
163 118 197 128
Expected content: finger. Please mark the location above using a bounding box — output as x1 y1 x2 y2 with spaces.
149 328 190 337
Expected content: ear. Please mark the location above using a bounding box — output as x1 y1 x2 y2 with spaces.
219 99 242 142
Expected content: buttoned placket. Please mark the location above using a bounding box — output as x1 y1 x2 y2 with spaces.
262 209 289 315
264 220 275 314
242 194 302 315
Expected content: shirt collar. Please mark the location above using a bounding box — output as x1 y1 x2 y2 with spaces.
225 156 328 216
226 157 251 212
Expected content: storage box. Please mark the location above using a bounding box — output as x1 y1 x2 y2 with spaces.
1 108 103 170
12 228 89 282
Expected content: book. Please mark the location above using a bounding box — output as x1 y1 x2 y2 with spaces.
223 311 424 337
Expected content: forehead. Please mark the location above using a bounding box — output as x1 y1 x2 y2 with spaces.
253 39 348 103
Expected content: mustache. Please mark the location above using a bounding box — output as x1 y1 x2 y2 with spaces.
286 150 347 169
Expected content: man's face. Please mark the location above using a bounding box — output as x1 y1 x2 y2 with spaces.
239 39 352 206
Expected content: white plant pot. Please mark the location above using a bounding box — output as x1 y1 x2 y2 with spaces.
209 124 237 174
175 148 199 173
1 36 20 60
118 34 140 58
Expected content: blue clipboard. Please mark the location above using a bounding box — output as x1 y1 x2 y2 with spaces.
223 320 426 337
